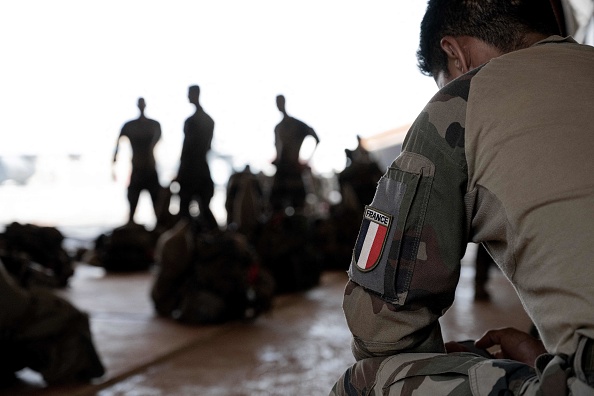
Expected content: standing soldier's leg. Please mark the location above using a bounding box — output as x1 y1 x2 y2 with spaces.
147 168 163 220
197 184 218 231
126 169 144 223
127 186 141 223
178 183 193 219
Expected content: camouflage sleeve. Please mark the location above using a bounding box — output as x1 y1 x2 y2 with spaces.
344 72 478 360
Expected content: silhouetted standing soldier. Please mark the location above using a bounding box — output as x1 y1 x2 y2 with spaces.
175 85 218 230
270 94 319 211
113 97 162 224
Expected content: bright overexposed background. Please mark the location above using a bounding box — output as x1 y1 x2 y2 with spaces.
0 1 438 231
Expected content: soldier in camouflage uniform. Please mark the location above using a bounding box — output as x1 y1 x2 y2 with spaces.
331 0 594 394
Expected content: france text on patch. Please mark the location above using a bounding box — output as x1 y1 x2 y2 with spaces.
354 206 392 272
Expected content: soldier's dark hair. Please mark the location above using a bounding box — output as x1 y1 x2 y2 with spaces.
417 0 561 77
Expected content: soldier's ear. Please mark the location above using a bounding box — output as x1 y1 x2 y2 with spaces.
440 36 470 75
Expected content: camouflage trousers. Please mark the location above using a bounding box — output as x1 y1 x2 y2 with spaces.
331 338 594 395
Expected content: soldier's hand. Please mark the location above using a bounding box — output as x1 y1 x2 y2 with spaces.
475 327 547 366
445 341 472 353
445 340 493 358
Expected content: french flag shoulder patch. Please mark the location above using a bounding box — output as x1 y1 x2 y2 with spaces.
353 206 393 272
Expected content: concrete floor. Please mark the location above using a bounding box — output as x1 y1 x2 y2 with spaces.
7 248 532 396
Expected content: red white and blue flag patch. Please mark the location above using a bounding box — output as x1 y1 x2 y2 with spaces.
354 206 392 271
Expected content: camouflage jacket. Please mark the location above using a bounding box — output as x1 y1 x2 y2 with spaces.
346 68 478 360
339 36 594 395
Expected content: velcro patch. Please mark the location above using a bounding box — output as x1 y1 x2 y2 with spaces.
353 206 392 272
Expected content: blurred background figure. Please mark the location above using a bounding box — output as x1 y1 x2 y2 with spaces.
174 85 218 231
338 135 383 211
113 97 162 224
269 94 319 212
225 165 265 237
